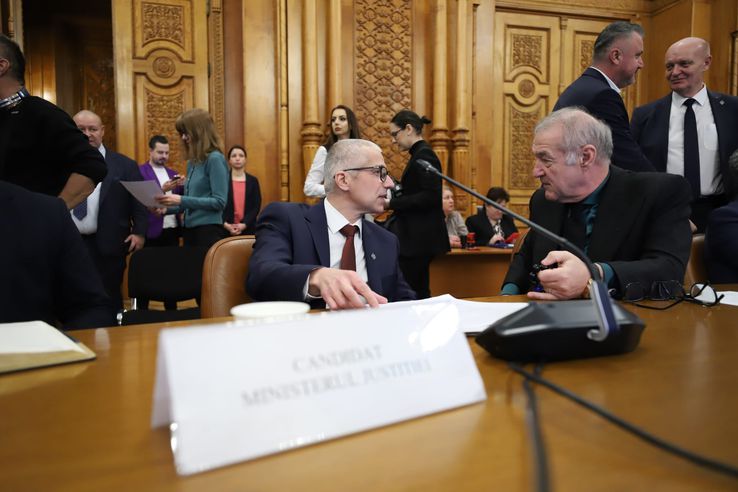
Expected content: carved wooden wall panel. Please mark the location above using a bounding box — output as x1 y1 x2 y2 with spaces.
113 0 209 168
493 11 561 218
354 0 412 178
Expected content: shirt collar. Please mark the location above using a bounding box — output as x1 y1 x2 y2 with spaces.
324 197 363 237
98 144 107 159
589 66 621 94
671 84 708 107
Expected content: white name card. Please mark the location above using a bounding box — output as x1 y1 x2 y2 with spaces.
151 301 486 475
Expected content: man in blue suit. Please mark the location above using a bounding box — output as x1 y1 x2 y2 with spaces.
631 37 738 232
72 110 148 315
247 139 416 309
554 21 654 173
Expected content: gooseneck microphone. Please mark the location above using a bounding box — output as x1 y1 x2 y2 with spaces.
415 159 644 361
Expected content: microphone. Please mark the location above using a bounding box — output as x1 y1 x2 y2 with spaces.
416 159 645 362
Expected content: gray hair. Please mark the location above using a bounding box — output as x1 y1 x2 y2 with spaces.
535 107 613 166
593 21 644 62
324 139 382 193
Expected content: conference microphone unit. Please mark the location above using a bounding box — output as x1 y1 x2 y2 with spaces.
415 159 645 362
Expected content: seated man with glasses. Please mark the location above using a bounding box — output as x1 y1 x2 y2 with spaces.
502 107 693 300
247 139 416 309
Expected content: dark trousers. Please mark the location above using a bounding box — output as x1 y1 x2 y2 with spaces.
399 255 434 299
81 235 126 317
691 195 727 233
145 227 181 248
182 224 226 249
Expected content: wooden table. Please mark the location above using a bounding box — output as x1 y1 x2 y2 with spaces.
430 246 512 298
2 296 738 491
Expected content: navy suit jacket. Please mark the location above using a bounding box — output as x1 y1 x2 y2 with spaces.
705 200 738 283
223 171 262 235
246 201 416 307
554 68 655 172
94 151 148 256
631 90 738 197
504 167 692 294
0 181 113 329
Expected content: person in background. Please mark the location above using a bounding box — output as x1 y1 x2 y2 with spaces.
0 34 106 209
386 110 450 299
303 104 362 198
631 37 738 232
553 21 654 172
223 145 262 236
442 185 467 248
465 186 518 246
71 110 148 316
705 149 738 283
139 135 184 247
155 108 229 249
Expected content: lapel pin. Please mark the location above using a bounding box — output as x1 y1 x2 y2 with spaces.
370 253 376 260
720 100 725 105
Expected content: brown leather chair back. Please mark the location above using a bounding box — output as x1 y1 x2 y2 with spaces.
511 228 529 260
684 233 707 287
200 235 255 318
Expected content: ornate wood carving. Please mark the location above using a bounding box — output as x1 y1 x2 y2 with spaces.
354 0 412 177
511 34 543 72
141 3 185 47
143 86 188 174
507 102 543 189
208 0 226 141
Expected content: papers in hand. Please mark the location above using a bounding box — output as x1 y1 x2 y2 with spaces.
120 180 164 208
379 294 528 335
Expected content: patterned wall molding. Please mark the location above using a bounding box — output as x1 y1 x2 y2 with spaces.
208 0 226 141
354 0 413 177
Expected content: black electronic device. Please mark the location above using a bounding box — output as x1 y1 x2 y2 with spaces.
415 159 645 362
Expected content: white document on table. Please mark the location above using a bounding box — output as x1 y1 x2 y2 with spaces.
120 180 164 208
380 294 529 335
0 321 85 354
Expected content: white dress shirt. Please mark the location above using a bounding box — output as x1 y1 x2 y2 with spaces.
71 144 105 234
302 197 368 300
150 164 178 229
666 85 720 196
590 66 621 94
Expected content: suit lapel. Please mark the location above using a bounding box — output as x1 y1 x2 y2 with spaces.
99 154 115 204
651 96 672 172
361 222 382 293
305 201 330 267
708 90 730 176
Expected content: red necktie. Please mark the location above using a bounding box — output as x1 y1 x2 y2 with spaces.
339 224 358 271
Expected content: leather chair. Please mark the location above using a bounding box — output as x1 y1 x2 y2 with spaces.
200 235 255 318
511 228 529 259
684 233 707 287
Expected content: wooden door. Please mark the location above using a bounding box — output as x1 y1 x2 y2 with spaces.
112 0 209 171
492 11 561 217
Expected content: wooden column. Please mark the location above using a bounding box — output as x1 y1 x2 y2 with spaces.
327 0 342 108
278 0 290 200
430 0 451 174
301 0 323 189
452 0 472 213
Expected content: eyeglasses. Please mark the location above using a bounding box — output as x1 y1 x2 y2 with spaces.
343 166 389 182
622 280 724 310
390 129 401 139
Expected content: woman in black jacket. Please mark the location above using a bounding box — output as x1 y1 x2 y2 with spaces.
386 110 450 298
223 145 262 235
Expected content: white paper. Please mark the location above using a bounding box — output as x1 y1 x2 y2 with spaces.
0 321 84 354
714 290 738 306
151 302 486 475
120 180 164 208
380 294 528 334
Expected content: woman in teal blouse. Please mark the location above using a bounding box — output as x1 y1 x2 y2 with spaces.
155 108 229 248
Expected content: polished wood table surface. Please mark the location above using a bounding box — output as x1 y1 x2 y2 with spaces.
2 296 738 491
430 246 512 298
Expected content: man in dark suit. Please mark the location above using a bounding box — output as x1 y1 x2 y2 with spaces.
631 37 738 232
705 150 738 283
554 21 654 173
0 181 113 329
247 139 416 309
72 110 148 315
503 108 691 300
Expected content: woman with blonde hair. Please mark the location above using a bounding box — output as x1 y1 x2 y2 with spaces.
155 108 229 248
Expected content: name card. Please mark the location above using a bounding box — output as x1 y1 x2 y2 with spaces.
151 301 486 475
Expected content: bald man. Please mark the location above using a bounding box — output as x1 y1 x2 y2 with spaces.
632 37 738 232
72 110 148 316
